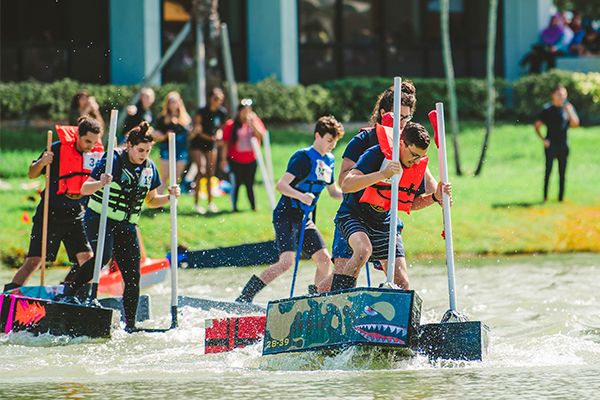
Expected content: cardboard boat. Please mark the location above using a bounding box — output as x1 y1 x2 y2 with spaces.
0 293 112 338
262 288 422 356
205 315 266 353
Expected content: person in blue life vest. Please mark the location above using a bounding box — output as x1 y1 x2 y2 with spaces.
58 121 181 332
317 82 440 293
3 117 103 292
330 122 452 291
235 116 345 303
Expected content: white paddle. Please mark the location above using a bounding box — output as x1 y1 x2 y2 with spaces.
250 136 276 210
432 103 468 322
168 131 179 329
385 77 402 285
88 110 118 302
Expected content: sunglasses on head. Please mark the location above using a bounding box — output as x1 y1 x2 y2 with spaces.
240 98 253 107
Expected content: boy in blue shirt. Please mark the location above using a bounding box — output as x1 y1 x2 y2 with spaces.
236 116 345 303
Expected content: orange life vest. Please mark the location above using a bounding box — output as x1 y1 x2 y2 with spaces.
359 123 428 213
56 125 104 198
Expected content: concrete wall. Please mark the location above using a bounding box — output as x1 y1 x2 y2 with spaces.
504 0 553 81
110 0 161 85
247 0 298 85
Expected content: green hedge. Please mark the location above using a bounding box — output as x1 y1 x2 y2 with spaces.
1 71 598 125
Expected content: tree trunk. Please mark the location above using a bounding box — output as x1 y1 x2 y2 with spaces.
440 0 462 175
475 0 499 176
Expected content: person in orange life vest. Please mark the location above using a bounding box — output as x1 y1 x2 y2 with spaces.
235 116 345 304
3 117 103 292
317 82 439 293
331 122 452 291
221 99 267 212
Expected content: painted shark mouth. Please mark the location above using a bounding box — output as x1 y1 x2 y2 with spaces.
354 323 407 344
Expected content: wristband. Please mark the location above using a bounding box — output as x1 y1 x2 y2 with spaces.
432 193 440 204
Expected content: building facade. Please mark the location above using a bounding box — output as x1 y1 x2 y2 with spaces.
1 0 554 86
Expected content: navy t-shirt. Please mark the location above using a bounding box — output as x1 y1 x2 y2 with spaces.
342 127 379 163
86 151 161 220
337 145 425 227
536 104 575 146
34 141 88 220
274 148 335 220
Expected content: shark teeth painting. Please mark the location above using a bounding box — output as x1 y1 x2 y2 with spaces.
354 323 407 344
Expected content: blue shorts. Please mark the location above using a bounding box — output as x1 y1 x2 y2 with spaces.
160 147 188 162
273 210 326 258
335 212 405 262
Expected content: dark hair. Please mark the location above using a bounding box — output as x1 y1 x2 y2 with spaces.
230 102 252 146
402 122 430 150
77 116 102 136
368 80 416 126
314 115 344 140
70 90 90 111
125 121 154 145
552 84 566 94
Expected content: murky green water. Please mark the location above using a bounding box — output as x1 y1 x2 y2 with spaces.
1 253 599 399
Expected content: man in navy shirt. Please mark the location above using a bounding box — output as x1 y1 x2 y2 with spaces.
331 122 451 291
534 84 579 202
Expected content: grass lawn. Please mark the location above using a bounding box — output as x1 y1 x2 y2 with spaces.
1 120 599 269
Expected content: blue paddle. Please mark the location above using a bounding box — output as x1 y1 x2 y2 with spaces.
289 205 312 298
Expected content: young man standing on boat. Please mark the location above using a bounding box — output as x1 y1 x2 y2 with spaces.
331 122 451 291
235 116 345 303
3 117 104 292
317 82 438 292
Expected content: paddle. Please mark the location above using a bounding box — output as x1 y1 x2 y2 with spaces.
40 130 53 286
135 131 180 333
86 110 118 304
250 136 276 210
289 204 311 298
428 104 468 323
384 76 403 286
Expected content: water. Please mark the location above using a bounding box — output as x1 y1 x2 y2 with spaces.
1 253 599 399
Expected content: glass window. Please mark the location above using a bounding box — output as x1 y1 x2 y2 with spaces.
299 0 336 45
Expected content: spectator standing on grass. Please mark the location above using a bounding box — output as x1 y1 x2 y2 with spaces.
190 88 228 214
122 87 155 137
221 99 266 212
152 91 191 195
534 84 580 202
69 90 105 131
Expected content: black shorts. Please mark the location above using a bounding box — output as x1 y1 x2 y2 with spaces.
335 212 404 262
189 137 215 151
27 210 92 262
273 212 326 258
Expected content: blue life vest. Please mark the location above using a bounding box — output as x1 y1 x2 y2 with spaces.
290 146 335 211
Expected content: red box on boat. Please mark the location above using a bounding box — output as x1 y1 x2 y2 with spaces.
205 315 266 354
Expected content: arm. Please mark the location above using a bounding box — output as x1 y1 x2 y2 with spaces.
411 181 452 210
86 97 105 130
534 120 550 148
341 161 402 193
191 114 216 142
145 185 181 208
28 150 54 179
152 128 168 142
565 103 580 128
80 174 113 196
326 182 343 200
338 157 356 187
276 172 315 206
247 114 265 141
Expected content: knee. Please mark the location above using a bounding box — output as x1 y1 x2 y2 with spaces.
353 242 372 262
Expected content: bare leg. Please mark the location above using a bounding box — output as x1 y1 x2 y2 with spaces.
378 257 409 289
341 231 372 278
258 251 295 285
189 149 205 206
205 148 218 205
317 257 349 293
311 248 333 286
11 257 43 286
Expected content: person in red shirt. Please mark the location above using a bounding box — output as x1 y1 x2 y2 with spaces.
221 99 267 212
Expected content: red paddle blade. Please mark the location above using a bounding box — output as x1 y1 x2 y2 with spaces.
428 110 440 149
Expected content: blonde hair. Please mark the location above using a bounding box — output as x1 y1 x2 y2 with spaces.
161 91 191 126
